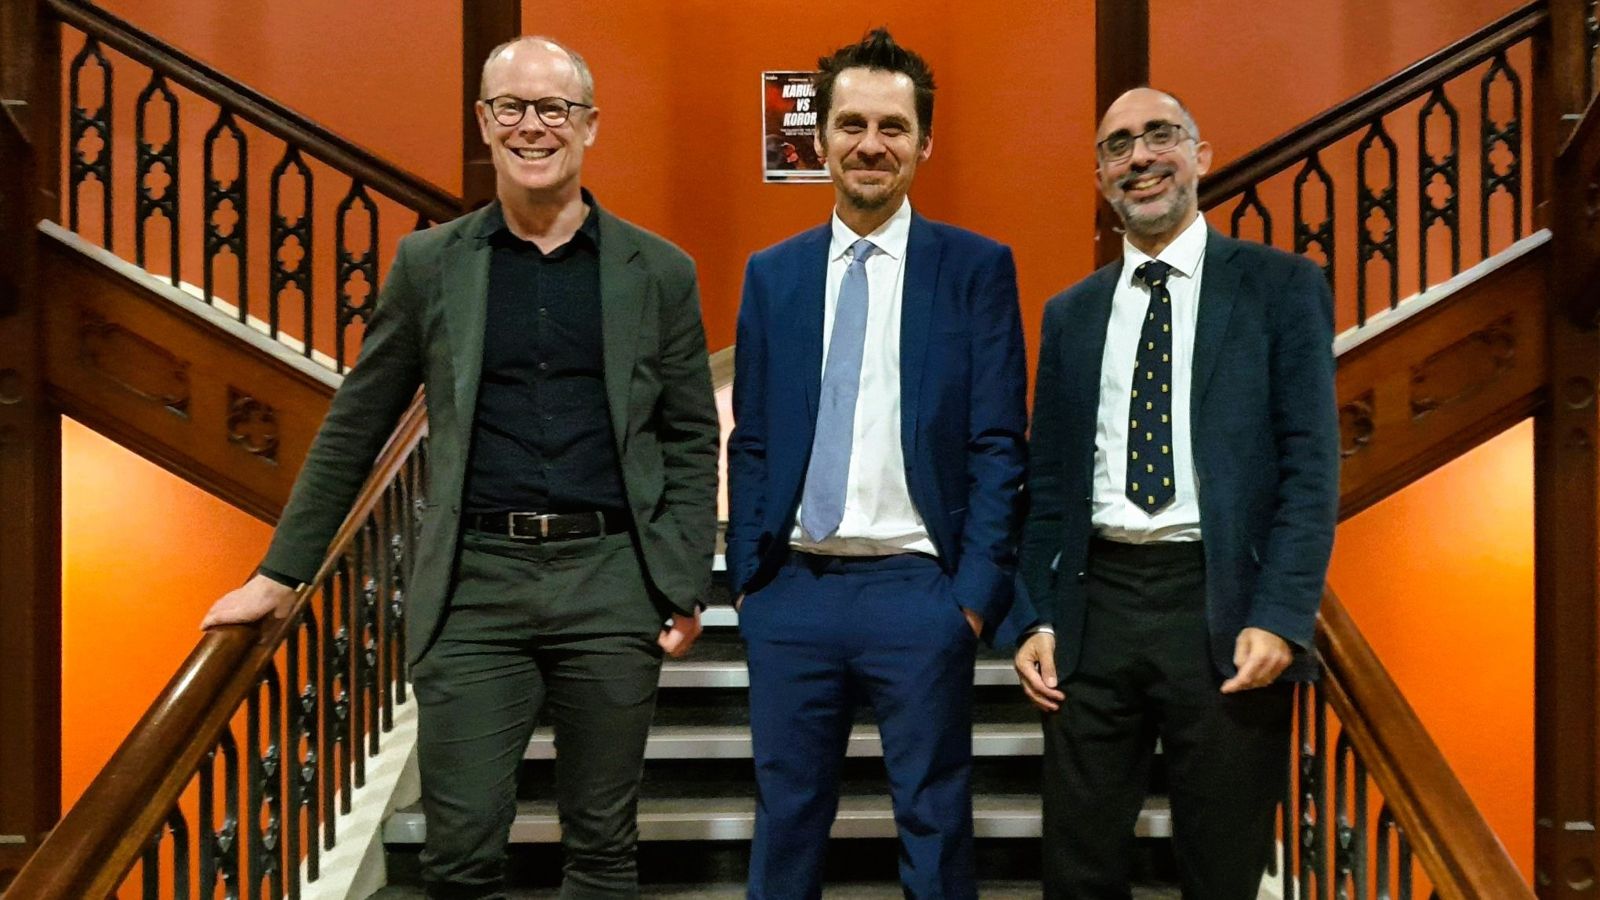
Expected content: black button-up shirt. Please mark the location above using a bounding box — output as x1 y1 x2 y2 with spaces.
461 198 628 515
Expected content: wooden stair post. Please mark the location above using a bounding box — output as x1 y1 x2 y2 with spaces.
1536 1 1600 895
1094 0 1149 268
0 0 62 887
461 0 520 210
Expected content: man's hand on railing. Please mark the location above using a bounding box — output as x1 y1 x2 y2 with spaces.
200 574 298 629
657 608 703 658
1015 631 1065 712
1219 626 1293 693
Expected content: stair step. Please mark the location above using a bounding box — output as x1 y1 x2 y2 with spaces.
524 722 1043 760
368 883 1182 899
661 657 1016 689
384 794 1171 844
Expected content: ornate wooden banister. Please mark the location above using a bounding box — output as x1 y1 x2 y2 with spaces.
43 0 460 224
1200 3 1546 210
46 0 468 376
1302 590 1534 899
1193 2 1541 332
6 394 429 899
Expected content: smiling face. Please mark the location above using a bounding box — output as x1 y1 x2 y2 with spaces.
816 67 932 220
476 39 597 203
1095 88 1212 249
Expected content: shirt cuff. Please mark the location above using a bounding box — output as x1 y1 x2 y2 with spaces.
1026 624 1056 637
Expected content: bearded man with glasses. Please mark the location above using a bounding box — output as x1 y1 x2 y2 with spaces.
1012 87 1339 899
202 36 718 898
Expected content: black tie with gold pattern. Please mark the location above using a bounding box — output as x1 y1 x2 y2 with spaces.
1128 260 1175 513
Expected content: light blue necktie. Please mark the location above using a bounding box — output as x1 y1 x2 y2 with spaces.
801 238 877 542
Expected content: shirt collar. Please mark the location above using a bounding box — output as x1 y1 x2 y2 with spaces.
486 188 602 251
1121 212 1208 280
829 197 912 263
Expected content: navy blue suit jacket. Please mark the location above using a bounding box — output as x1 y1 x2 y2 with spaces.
725 212 1029 634
1019 231 1338 680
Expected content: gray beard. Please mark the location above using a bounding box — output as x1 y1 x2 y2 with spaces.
1115 182 1196 240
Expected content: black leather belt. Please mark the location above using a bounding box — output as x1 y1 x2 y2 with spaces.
464 509 632 542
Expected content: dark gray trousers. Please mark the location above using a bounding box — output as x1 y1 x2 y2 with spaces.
1042 539 1293 900
410 530 667 900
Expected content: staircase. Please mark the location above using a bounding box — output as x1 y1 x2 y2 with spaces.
2 1 1592 898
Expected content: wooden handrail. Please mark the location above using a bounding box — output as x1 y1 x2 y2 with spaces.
5 393 429 900
1200 2 1546 210
43 0 462 224
1315 590 1534 899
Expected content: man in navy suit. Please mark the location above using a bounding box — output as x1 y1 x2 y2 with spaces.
726 28 1027 900
1013 88 1339 899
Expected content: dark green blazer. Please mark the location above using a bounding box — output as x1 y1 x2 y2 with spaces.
261 201 720 665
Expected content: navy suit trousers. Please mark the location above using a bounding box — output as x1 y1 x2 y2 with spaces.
741 552 979 900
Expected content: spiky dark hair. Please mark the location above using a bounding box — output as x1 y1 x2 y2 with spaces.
813 27 936 140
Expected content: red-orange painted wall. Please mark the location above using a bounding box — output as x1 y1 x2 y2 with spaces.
60 0 1536 879
59 417 272 809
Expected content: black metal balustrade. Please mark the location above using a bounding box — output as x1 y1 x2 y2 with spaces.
106 421 427 900
1274 679 1447 900
53 0 459 375
1200 5 1541 332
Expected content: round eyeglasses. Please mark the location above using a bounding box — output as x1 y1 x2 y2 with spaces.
1096 122 1191 164
485 95 593 128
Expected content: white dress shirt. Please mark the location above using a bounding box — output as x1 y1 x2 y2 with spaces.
791 198 936 556
1091 214 1208 543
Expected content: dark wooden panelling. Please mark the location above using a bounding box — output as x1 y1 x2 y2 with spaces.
1334 240 1550 519
40 229 337 523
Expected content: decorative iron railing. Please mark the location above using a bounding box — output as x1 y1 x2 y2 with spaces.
50 0 461 376
7 397 427 900
1199 4 1543 335
1270 593 1532 900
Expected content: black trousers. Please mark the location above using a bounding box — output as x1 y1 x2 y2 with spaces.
410 530 668 900
1042 539 1292 900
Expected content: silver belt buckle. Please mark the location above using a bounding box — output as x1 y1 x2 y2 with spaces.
506 511 554 540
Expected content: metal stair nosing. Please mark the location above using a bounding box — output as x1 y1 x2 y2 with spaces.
383 795 1172 844
523 722 1045 761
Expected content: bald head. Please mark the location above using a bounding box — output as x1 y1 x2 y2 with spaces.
1098 87 1199 142
479 36 595 104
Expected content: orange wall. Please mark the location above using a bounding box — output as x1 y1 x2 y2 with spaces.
524 0 1098 350
1329 421 1535 877
59 417 272 808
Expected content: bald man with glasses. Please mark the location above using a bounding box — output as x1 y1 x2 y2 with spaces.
203 37 718 898
1014 88 1339 899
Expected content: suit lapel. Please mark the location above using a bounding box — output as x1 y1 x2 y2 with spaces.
442 207 495 447
900 214 941 454
599 210 647 456
1191 229 1242 420
795 226 831 423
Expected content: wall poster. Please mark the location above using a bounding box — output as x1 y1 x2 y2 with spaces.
762 71 828 183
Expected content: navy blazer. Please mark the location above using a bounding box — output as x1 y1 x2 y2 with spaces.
725 212 1029 633
1019 231 1338 681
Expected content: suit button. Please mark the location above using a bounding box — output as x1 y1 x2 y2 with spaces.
1077 571 1087 581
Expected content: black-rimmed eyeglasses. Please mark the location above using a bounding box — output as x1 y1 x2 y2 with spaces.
1096 122 1191 164
484 95 593 128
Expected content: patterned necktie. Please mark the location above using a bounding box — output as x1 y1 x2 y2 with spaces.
1128 260 1176 514
801 238 878 542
